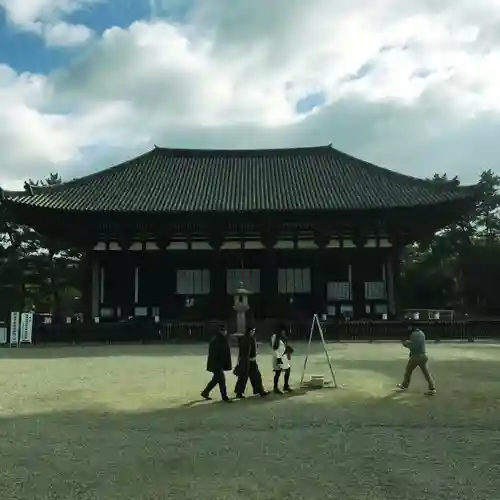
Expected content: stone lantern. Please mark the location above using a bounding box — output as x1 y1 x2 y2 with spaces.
233 282 252 334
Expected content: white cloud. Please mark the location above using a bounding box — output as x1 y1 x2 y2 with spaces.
0 0 95 46
43 21 93 47
2 0 500 189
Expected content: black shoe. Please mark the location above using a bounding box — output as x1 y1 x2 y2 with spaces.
234 393 245 399
260 391 270 397
201 392 212 400
283 386 293 392
222 397 233 403
273 388 283 395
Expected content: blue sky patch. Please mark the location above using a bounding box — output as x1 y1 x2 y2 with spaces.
348 61 374 81
295 91 326 114
0 1 158 75
0 10 71 73
64 1 151 36
411 68 432 79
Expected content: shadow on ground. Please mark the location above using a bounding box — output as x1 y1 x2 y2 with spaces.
2 340 500 499
1 379 500 500
181 385 313 408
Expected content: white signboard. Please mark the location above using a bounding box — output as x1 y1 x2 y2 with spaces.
10 311 20 347
0 327 7 344
19 313 27 342
27 313 34 343
20 312 34 344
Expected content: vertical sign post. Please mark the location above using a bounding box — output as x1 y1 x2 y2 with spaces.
27 312 34 343
20 313 28 343
20 312 34 344
0 325 7 344
10 311 20 347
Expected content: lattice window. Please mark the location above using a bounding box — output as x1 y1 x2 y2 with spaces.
327 281 351 300
364 281 386 300
226 269 260 294
278 268 311 293
176 270 210 295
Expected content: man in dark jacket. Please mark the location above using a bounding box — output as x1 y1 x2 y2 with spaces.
201 324 233 402
234 327 269 398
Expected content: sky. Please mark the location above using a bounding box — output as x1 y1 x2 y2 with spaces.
1 0 500 190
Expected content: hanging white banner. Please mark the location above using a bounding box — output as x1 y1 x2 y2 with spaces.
20 312 34 344
10 311 20 347
0 326 7 344
20 313 28 342
26 312 34 344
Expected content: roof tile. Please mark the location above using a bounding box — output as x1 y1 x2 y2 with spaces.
4 145 477 212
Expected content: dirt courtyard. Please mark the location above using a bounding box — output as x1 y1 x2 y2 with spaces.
0 341 499 500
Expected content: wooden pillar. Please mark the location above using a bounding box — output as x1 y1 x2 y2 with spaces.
81 250 93 322
133 263 140 311
133 239 148 315
388 230 403 318
313 226 329 316
118 234 134 319
99 259 105 309
211 250 223 320
155 232 172 320
261 225 279 319
350 259 364 318
209 229 224 320
90 256 100 319
392 251 402 317
310 248 326 316
385 256 396 316
263 247 278 319
352 230 368 319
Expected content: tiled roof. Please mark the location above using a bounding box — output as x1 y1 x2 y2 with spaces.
2 145 478 213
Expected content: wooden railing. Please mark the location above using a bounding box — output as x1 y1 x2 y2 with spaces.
21 319 500 345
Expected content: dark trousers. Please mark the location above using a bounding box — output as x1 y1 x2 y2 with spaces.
273 368 291 389
401 355 435 390
235 362 264 395
203 369 228 399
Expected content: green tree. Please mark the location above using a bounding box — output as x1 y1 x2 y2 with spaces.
401 169 500 315
0 173 84 319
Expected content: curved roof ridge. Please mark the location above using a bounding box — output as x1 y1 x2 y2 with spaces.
3 148 158 196
153 144 331 156
1 144 480 213
2 145 333 197
331 146 477 193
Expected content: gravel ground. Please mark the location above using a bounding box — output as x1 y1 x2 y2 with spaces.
0 342 499 499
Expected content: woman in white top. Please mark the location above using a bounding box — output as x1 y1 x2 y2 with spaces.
270 325 293 394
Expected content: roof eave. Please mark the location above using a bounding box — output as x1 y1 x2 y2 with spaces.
0 196 480 215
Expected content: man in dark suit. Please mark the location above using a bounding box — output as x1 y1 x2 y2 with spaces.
233 327 269 398
201 324 233 402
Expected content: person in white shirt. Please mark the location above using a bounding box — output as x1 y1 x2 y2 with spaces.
270 325 294 394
